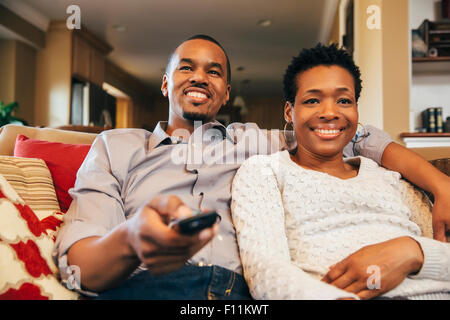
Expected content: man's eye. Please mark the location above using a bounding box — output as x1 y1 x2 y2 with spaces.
208 70 220 76
179 66 192 71
303 98 319 104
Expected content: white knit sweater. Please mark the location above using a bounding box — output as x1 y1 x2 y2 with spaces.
231 151 450 300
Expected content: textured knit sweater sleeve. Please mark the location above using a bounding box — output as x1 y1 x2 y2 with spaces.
231 155 358 300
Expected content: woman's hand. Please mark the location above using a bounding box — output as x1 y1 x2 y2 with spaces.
431 179 450 242
321 237 424 300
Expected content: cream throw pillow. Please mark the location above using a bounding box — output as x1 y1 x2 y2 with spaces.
0 173 78 299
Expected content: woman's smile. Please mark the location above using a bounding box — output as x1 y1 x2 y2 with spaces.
310 125 346 140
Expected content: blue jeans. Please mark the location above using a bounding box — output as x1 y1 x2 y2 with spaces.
94 265 252 300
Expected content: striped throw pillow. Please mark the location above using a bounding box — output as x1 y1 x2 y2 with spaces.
0 156 60 212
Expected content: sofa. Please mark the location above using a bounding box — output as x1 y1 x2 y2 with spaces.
0 124 96 155
0 124 96 300
0 124 447 300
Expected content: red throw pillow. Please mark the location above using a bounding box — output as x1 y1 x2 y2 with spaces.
14 135 91 212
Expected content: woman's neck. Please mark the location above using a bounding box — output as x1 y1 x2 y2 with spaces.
290 148 358 180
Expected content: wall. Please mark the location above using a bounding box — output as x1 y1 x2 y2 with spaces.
381 0 410 141
14 40 36 125
353 0 384 131
353 0 410 144
34 23 72 127
131 93 285 131
410 72 450 130
328 5 341 45
135 96 169 131
0 39 36 125
115 97 133 128
409 0 439 28
242 96 285 130
0 40 16 105
104 60 167 130
0 3 45 50
409 0 450 131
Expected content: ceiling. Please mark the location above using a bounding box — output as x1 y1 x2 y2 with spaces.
3 0 338 97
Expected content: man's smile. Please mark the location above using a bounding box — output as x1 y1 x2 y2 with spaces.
184 87 211 104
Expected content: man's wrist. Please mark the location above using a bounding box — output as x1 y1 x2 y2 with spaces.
118 221 139 262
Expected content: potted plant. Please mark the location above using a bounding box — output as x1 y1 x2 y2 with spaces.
0 101 28 127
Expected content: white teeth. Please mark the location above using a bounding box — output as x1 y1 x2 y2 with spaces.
314 129 341 135
187 91 207 99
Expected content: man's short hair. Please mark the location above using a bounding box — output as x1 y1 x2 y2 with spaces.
283 43 362 104
166 34 231 84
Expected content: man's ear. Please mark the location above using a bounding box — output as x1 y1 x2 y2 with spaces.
284 101 293 123
161 74 169 97
223 84 231 106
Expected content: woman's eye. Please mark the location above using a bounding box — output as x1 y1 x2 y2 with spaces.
338 98 353 104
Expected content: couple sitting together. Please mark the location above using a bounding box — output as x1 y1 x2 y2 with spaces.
54 35 450 300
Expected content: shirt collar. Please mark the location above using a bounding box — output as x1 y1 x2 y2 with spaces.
202 120 236 145
148 121 173 151
148 120 236 152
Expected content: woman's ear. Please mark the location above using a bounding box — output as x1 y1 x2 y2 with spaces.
284 101 293 123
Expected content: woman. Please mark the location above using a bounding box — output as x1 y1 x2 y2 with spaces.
231 43 450 300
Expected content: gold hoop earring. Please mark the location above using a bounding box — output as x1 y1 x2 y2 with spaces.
283 121 294 144
352 122 370 144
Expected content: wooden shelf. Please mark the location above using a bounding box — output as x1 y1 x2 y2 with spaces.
401 132 450 148
400 132 450 137
412 57 450 62
412 58 450 73
429 29 450 35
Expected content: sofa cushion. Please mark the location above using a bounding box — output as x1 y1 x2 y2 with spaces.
14 135 91 212
0 173 79 300
429 158 450 176
0 156 60 213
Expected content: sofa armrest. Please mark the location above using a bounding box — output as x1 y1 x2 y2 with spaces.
410 147 450 161
0 124 97 156
420 158 450 204
429 158 450 177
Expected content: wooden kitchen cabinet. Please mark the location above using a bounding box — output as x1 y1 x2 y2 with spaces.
89 48 106 87
72 34 91 81
72 33 108 86
34 21 112 126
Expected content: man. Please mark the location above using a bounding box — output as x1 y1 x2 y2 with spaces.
54 35 450 299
